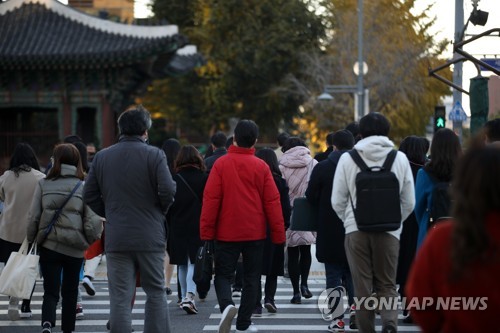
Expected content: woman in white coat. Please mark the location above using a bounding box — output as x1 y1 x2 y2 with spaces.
0 143 45 320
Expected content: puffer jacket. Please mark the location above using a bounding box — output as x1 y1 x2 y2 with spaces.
279 146 317 247
27 164 102 258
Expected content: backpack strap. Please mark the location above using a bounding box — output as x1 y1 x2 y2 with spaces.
382 150 398 172
349 150 369 171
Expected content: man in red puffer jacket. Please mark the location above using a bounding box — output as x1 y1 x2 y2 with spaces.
200 119 286 333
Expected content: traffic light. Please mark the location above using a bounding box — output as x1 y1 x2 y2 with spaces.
434 106 446 133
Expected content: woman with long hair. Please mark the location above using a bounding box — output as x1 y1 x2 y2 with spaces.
0 143 45 320
414 128 461 247
397 136 429 322
407 146 500 332
167 145 208 314
27 144 102 333
255 148 291 314
279 137 317 304
161 138 181 296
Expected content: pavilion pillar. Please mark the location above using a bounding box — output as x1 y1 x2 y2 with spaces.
101 97 114 148
62 95 72 137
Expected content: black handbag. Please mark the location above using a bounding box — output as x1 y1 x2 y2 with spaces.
193 241 214 287
290 197 318 232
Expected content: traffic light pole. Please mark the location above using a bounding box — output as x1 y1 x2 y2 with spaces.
453 0 464 140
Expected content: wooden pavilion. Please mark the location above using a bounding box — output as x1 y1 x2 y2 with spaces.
0 0 203 171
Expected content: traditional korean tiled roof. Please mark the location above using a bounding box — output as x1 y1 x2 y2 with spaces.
0 0 203 72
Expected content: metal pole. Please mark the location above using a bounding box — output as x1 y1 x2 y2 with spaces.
453 0 464 139
357 0 364 120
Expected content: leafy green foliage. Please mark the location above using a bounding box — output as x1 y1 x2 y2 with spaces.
145 0 326 141
284 0 452 145
144 0 451 145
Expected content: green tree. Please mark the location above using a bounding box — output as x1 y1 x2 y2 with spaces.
284 0 452 144
145 0 326 141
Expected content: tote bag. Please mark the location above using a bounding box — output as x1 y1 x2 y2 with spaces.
290 197 318 232
193 241 214 288
0 238 39 299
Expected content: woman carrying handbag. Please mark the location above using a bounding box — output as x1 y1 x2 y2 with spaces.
27 144 102 333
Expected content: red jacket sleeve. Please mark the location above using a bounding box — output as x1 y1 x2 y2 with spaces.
262 169 286 244
406 223 451 333
200 164 222 241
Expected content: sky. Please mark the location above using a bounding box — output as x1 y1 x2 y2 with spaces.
412 0 499 115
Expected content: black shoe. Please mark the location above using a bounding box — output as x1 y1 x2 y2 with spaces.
300 285 312 299
42 321 52 333
264 299 277 313
20 302 32 318
165 287 172 295
403 314 413 324
290 293 301 304
382 324 398 333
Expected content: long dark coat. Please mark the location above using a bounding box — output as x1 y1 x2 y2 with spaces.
261 175 290 276
167 167 208 265
396 161 421 288
305 150 348 265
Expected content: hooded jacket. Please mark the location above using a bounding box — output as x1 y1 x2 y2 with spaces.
279 146 317 246
331 136 415 240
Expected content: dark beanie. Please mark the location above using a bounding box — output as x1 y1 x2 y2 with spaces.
332 130 355 150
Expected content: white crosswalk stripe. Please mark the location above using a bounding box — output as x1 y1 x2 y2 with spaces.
1 278 421 332
203 277 422 332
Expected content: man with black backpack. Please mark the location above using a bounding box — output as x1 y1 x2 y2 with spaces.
331 113 415 333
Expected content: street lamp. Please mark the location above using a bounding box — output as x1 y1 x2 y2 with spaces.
318 0 368 121
357 0 365 120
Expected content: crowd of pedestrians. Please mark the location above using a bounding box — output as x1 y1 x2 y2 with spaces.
1 104 500 333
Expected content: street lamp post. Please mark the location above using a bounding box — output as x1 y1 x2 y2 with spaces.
318 0 368 121
357 0 365 120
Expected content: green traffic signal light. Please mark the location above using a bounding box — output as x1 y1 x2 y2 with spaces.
436 117 445 128
434 106 446 133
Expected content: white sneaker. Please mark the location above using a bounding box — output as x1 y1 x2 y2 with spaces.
232 288 242 298
235 323 259 332
181 296 198 314
8 297 19 321
82 276 96 296
218 304 237 333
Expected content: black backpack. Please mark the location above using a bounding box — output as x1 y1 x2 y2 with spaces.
349 150 402 232
427 172 452 229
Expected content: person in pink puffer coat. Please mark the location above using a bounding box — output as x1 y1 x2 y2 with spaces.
279 137 318 304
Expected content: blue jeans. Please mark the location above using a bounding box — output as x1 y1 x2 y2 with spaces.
178 258 196 299
106 251 171 333
214 240 264 331
325 262 355 319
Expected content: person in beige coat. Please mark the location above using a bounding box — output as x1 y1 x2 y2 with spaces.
27 144 102 333
279 137 317 304
0 143 45 320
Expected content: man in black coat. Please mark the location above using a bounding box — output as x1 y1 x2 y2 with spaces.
314 132 335 162
305 129 356 332
204 131 227 173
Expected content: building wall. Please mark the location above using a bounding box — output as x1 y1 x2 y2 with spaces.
68 0 134 22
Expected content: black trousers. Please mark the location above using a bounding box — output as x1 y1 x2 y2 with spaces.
40 247 83 332
287 245 312 294
214 240 264 331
